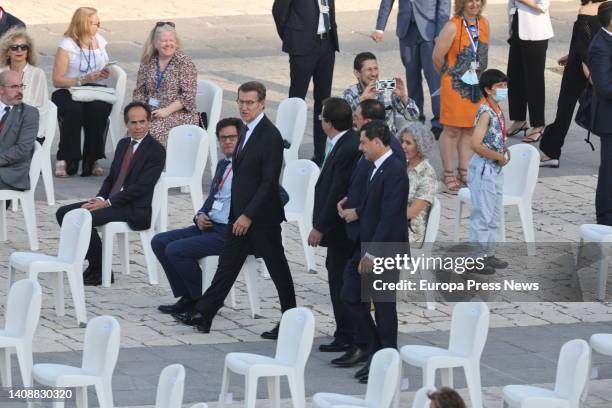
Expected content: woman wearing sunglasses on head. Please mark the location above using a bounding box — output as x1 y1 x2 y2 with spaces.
0 28 48 122
132 21 199 146
51 7 112 178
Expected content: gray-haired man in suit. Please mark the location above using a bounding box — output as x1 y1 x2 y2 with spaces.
0 70 38 192
372 0 450 139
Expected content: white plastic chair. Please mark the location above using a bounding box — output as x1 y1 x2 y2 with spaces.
0 142 43 251
40 101 58 205
107 65 127 150
32 315 121 408
199 255 260 318
190 404 209 408
8 208 91 325
0 279 42 387
219 307 315 408
411 387 434 408
275 98 307 164
454 143 539 255
159 125 210 232
196 79 223 178
576 224 612 300
282 159 320 273
398 302 490 408
99 179 163 287
503 339 591 408
590 333 612 357
313 348 400 408
155 364 185 408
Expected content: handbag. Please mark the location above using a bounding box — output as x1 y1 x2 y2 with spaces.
575 78 595 151
69 85 117 104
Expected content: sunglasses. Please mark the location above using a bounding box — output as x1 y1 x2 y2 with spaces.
155 21 176 28
9 44 28 52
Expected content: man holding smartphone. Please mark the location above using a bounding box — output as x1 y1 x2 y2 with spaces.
342 52 419 135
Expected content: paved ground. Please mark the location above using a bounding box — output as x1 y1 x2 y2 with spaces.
0 1 611 407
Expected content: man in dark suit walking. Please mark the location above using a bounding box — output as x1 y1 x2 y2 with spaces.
174 81 297 337
339 120 409 383
56 102 166 286
589 1 612 225
307 97 360 355
272 0 339 166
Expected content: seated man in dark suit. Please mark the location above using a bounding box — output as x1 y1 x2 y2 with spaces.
0 70 38 193
152 117 241 315
589 2 612 225
339 120 409 384
56 101 165 286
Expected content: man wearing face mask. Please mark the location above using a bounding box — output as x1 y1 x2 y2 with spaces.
342 52 419 136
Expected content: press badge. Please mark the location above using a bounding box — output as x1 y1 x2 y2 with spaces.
149 97 160 108
212 200 223 211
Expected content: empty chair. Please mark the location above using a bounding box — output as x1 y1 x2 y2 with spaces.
576 224 612 300
313 348 400 408
590 333 612 357
398 302 490 408
155 364 185 408
99 180 163 287
199 255 260 318
282 159 320 273
0 142 43 251
8 208 91 325
39 101 58 205
0 279 42 387
107 65 127 150
159 125 210 232
503 339 591 408
196 79 223 177
32 315 121 408
275 98 307 164
219 307 315 408
454 143 539 255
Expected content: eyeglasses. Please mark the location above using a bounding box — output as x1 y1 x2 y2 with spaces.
90 22 101 27
236 99 259 107
9 44 28 52
219 135 239 142
156 21 176 28
1 84 26 90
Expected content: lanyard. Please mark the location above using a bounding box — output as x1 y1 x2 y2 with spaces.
79 44 95 74
486 98 506 144
216 165 233 191
155 56 172 91
462 17 480 59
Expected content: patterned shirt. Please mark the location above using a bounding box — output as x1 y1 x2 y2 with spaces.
475 103 506 164
408 159 439 249
342 83 420 134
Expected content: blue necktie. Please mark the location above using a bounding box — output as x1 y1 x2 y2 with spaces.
202 159 231 214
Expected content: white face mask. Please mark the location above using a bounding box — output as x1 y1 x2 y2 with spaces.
460 69 479 86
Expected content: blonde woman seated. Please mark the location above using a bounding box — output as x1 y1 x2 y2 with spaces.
400 122 438 249
133 22 198 145
0 28 48 123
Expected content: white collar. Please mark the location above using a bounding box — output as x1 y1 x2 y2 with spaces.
328 129 347 148
603 27 612 37
373 149 393 172
245 112 265 131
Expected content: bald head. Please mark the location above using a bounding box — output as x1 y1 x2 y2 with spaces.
0 70 24 105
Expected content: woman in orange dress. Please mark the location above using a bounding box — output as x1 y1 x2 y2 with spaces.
433 0 489 193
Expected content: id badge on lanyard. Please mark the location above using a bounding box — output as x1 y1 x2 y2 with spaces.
460 18 480 86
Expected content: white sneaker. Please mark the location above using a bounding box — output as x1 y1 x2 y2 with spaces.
539 158 559 168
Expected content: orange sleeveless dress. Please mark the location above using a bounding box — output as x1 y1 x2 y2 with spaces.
440 15 490 128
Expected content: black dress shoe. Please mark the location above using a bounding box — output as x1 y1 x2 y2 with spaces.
333 347 368 367
354 362 370 379
82 266 97 279
319 339 351 353
84 273 113 286
261 323 280 340
358 375 368 384
66 160 79 176
158 296 195 314
172 311 212 332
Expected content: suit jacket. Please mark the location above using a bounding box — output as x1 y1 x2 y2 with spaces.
98 134 166 230
345 135 405 241
0 10 25 38
231 114 285 227
588 31 612 138
0 103 39 190
375 0 450 42
272 0 339 55
313 128 360 246
359 153 409 256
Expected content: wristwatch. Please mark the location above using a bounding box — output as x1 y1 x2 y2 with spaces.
76 76 84 86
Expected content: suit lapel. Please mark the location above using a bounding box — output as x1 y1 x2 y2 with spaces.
0 104 19 138
124 136 150 180
318 131 349 181
235 115 267 168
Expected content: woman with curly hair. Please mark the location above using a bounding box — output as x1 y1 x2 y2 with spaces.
433 0 489 193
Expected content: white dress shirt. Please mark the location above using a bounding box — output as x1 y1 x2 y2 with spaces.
328 129 347 149
603 28 612 37
370 149 393 180
241 111 265 149
317 0 330 34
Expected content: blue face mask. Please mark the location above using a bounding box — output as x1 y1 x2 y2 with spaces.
493 88 508 102
460 70 479 86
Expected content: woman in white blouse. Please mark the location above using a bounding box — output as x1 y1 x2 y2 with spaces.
51 7 112 177
0 28 48 124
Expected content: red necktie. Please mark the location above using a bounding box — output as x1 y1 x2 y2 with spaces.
110 140 137 195
0 106 10 131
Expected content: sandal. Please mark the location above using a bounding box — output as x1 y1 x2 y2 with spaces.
443 170 460 194
457 167 468 188
92 161 104 176
508 121 529 137
522 129 544 143
55 160 68 178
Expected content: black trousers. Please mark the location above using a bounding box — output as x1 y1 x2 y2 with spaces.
56 202 130 272
195 224 296 322
597 136 612 226
341 249 398 357
288 36 335 166
326 240 354 343
539 57 588 159
52 89 112 164
507 13 548 128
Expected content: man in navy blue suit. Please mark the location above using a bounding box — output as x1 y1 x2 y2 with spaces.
339 120 409 384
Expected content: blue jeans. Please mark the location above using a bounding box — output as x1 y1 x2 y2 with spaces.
151 224 228 299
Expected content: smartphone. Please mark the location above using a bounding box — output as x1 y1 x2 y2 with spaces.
375 79 396 92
